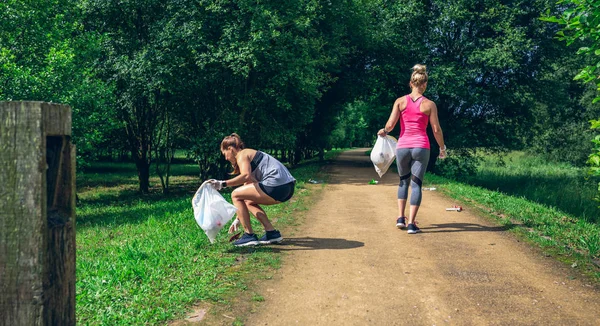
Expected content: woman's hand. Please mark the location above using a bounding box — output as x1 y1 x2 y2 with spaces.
208 179 226 191
228 219 240 233
439 145 447 159
377 128 387 137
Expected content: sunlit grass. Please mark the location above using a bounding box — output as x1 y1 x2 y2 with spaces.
463 151 600 223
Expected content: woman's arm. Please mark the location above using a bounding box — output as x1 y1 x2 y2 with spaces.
224 150 253 187
377 97 404 136
428 101 446 158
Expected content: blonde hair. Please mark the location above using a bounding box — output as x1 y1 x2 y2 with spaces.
221 133 245 174
410 64 428 89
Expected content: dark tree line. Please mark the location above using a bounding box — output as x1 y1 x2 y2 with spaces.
1 0 596 192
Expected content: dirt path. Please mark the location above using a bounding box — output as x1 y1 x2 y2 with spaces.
243 149 600 325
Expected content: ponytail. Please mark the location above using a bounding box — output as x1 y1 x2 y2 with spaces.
410 64 428 89
221 133 246 174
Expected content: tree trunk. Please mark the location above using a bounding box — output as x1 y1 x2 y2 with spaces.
132 149 151 193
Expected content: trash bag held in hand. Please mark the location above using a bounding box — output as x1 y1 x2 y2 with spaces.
192 180 238 243
370 135 397 178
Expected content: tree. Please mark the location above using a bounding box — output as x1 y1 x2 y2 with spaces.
171 0 358 173
541 0 600 200
80 0 177 193
0 0 117 168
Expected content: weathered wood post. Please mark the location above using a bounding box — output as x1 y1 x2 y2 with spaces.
0 102 76 325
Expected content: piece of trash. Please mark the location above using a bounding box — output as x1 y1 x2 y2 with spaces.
369 179 379 185
229 232 242 242
308 178 323 184
423 187 436 191
446 205 463 212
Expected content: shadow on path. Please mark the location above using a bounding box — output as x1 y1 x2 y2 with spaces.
227 237 364 253
420 222 518 233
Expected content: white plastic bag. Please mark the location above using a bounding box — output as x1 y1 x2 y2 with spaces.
370 135 397 177
191 181 238 243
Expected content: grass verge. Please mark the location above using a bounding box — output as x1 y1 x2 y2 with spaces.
426 173 600 281
465 151 600 223
76 151 342 325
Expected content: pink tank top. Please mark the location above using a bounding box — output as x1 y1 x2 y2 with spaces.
397 95 430 149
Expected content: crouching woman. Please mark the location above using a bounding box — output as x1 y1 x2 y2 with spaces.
210 133 296 247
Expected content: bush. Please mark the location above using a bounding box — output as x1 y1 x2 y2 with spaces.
433 150 481 179
588 119 600 204
531 121 593 166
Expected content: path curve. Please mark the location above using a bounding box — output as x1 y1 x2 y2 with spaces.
244 149 600 325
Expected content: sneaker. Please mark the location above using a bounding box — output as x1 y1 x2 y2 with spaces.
396 217 407 229
407 223 421 234
259 230 283 244
233 233 259 247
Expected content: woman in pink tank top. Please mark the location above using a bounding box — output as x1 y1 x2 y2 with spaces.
377 64 447 234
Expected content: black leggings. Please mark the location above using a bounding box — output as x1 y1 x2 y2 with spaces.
259 181 296 202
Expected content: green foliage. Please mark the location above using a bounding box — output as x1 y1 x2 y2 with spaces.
0 0 118 168
588 119 600 173
79 0 177 192
526 50 600 165
433 150 481 179
5 0 597 193
75 0 370 188
330 100 373 148
580 231 600 258
541 0 600 101
543 1 600 205
588 119 600 203
531 118 596 166
466 151 600 222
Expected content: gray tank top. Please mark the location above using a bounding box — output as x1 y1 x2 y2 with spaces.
250 151 296 187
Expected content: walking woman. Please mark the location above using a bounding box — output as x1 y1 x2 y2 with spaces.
377 64 446 234
210 133 296 246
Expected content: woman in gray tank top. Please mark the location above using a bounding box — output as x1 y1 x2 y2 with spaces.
209 133 296 247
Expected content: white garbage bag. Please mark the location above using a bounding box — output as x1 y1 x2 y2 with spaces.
192 181 238 243
370 135 397 178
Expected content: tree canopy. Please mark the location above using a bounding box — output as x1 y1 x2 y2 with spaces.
1 0 594 191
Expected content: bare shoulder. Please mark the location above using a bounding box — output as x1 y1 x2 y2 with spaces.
421 98 437 114
239 148 257 162
422 98 437 108
395 96 407 111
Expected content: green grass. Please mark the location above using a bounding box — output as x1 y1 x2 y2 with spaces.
463 151 600 223
75 152 341 325
425 173 600 280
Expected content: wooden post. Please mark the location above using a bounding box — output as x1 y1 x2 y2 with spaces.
0 102 76 326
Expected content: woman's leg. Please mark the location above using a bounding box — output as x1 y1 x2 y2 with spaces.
407 148 430 225
245 200 275 231
231 183 279 234
397 199 407 219
396 148 412 223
